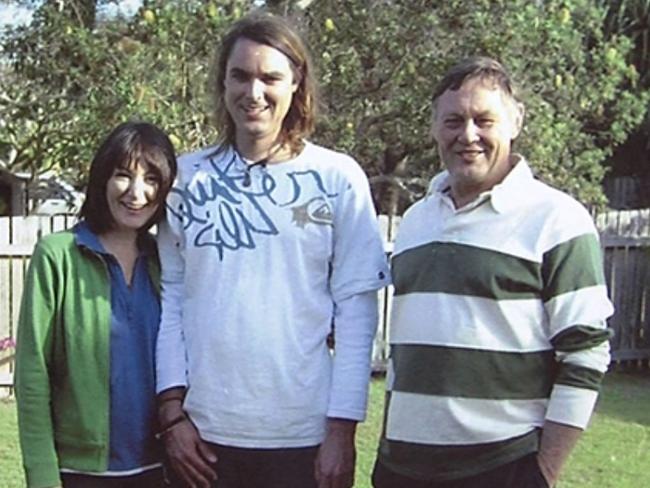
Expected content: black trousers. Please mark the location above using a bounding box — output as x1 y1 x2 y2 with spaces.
372 453 549 488
210 444 319 488
165 444 319 488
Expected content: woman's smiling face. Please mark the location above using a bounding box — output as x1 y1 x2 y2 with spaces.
105 161 160 233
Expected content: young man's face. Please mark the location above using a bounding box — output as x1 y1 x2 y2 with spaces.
224 37 298 149
431 77 523 205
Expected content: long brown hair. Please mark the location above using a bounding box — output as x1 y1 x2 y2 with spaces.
209 12 318 156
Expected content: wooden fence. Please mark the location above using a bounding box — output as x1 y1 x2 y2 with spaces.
1 210 649 393
596 209 650 361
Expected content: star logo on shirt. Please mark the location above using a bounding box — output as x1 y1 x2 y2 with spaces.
291 197 333 228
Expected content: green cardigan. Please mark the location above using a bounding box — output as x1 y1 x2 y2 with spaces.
14 227 160 488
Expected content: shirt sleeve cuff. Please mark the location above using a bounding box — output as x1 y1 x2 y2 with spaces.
326 407 366 422
545 383 598 429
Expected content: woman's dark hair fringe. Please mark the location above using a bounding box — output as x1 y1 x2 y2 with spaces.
80 121 178 235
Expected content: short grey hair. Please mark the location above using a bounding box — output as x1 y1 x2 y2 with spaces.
431 56 520 106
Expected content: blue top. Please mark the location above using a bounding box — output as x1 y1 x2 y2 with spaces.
75 223 161 472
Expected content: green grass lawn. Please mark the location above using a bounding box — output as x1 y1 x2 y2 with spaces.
0 395 23 488
2 371 649 487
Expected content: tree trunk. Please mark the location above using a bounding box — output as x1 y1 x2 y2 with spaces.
46 0 97 29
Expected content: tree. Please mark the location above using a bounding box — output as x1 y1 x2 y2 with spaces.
303 0 649 212
0 0 647 213
602 0 650 88
598 0 650 206
0 0 252 184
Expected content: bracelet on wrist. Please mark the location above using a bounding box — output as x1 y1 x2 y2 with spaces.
155 415 187 440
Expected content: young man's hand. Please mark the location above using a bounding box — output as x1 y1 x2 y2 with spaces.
158 388 217 488
314 418 357 488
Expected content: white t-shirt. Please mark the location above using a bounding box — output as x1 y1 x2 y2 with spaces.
156 142 390 448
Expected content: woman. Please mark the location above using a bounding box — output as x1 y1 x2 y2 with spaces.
15 121 177 488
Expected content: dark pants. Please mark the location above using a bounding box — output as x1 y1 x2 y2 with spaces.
166 444 319 488
372 453 549 488
61 467 164 488
211 444 319 488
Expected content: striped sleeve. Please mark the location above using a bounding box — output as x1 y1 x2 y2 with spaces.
542 232 614 428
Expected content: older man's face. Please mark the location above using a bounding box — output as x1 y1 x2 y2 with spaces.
431 77 523 206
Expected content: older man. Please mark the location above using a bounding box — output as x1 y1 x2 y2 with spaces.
155 12 389 488
372 57 613 488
